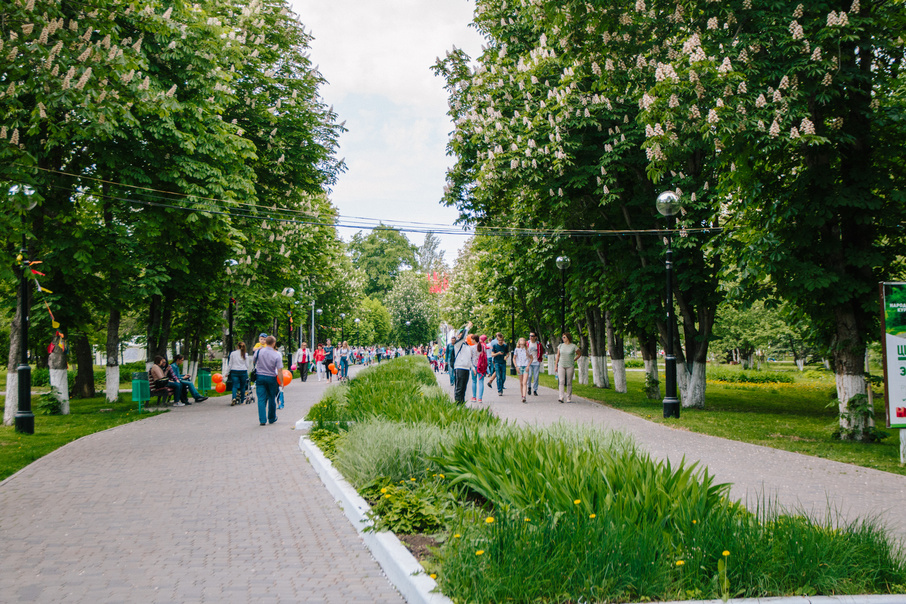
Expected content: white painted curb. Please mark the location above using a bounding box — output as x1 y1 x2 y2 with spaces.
299 436 452 604
295 419 313 431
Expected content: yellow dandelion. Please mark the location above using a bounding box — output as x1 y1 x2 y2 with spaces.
723 550 730 557
439 474 445 479
676 560 685 566
410 478 416 482
485 516 495 524
589 514 596 519
574 499 581 505
429 573 437 579
524 518 531 522
384 494 391 499
692 520 697 524
454 533 461 538
475 550 485 556
380 487 387 494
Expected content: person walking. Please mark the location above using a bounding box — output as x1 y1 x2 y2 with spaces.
227 342 249 406
337 341 351 381
471 334 488 403
445 337 456 386
252 335 282 425
294 342 311 382
451 322 473 404
555 332 580 404
323 339 335 383
489 332 510 396
527 332 543 396
314 344 326 381
513 337 531 403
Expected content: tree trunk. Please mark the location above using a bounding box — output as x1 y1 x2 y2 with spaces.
605 311 626 393
834 305 872 440
639 334 660 399
105 309 121 403
586 308 609 388
3 284 27 426
48 334 70 413
72 334 95 399
575 319 590 385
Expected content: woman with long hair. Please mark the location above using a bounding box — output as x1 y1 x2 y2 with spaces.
470 334 488 403
555 332 581 404
513 337 531 403
227 341 249 406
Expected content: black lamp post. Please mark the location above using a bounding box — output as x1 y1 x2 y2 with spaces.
281 287 295 372
340 313 346 343
316 308 322 345
354 318 360 347
657 191 681 419
225 259 238 355
405 320 411 351
11 184 36 435
508 285 517 375
555 256 571 334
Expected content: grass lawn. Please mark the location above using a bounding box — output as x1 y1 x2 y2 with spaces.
538 367 906 476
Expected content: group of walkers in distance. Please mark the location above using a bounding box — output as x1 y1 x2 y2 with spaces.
153 320 582 426
444 322 581 406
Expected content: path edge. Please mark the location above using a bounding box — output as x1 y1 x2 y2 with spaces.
299 435 452 604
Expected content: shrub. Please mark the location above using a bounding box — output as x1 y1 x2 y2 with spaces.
35 388 63 415
624 359 644 368
361 477 447 534
707 367 794 384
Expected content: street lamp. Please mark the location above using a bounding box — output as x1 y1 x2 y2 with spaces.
555 256 571 334
354 318 360 347
316 308 323 346
281 288 295 372
405 320 411 351
225 259 238 357
508 285 517 375
657 190 682 419
10 184 36 434
340 312 346 343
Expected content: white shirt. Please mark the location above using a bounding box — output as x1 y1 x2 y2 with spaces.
228 350 250 372
514 347 529 367
295 348 310 364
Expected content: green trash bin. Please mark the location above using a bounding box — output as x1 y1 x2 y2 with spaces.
132 372 150 412
197 367 212 394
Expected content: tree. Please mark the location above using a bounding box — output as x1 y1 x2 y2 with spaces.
348 226 417 300
384 270 439 346
417 231 448 274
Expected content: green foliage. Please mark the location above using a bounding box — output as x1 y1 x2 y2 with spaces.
361 478 447 535
384 270 440 345
707 367 794 384
832 394 889 443
334 420 452 488
308 428 344 461
348 227 418 300
35 389 63 416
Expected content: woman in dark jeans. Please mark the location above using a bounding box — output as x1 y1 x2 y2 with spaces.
323 338 334 383
227 342 249 406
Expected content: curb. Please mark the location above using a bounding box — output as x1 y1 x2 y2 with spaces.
299 436 452 604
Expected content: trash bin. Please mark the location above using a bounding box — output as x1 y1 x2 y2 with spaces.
197 367 212 393
132 372 150 412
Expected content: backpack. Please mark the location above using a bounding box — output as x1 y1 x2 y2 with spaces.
476 348 488 374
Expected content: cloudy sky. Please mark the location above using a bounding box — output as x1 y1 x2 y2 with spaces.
289 0 484 265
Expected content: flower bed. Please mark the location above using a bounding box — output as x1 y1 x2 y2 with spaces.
305 357 906 602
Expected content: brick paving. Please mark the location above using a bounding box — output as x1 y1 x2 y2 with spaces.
437 368 906 541
0 369 403 604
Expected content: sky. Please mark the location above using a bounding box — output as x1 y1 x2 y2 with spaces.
289 0 484 267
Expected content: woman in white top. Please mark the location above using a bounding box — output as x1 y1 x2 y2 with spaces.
227 342 250 406
513 337 531 403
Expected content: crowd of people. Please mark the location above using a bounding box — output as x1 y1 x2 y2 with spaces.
153 323 581 426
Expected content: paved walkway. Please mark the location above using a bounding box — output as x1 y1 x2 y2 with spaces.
436 369 906 541
0 368 403 604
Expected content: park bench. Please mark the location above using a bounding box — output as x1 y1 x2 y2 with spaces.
131 372 173 412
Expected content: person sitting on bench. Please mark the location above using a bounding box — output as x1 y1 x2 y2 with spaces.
170 354 209 403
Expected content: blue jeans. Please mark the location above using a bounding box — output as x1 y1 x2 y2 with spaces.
471 369 485 400
528 362 541 393
181 379 202 400
494 364 507 392
448 361 455 385
256 374 279 424
231 370 248 403
340 358 349 378
167 381 185 403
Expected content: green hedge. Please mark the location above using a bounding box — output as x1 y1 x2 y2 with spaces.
707 367 794 384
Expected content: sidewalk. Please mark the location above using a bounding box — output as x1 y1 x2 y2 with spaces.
0 367 403 604
436 370 906 541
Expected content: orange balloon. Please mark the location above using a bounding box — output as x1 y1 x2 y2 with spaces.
215 382 226 393
328 363 336 372
279 369 293 387
212 373 223 384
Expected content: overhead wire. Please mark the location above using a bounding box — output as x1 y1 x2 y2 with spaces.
8 163 726 238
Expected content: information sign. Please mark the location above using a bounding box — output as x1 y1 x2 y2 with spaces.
880 283 906 429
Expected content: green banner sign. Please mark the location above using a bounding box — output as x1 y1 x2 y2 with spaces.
881 283 906 428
